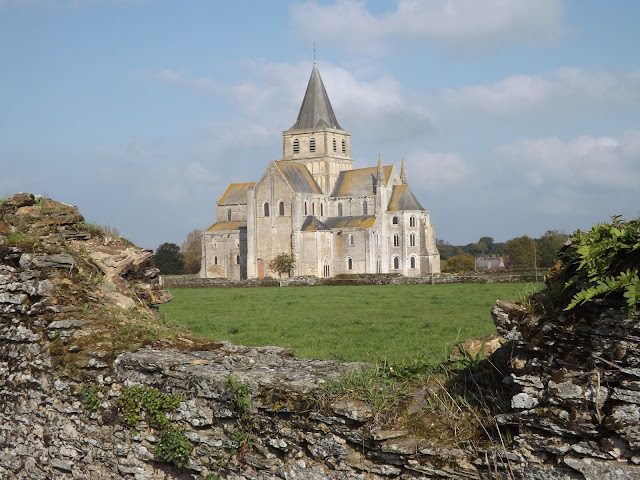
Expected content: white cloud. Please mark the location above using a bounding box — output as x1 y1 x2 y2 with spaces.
406 151 472 190
292 0 564 55
494 130 640 193
439 67 640 118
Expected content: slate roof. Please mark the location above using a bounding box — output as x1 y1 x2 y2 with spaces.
288 63 343 131
387 185 424 211
323 216 377 229
331 166 393 197
206 221 246 232
218 183 255 205
275 162 322 194
301 216 330 231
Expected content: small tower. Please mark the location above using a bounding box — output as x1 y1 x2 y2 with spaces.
400 158 407 185
281 62 352 194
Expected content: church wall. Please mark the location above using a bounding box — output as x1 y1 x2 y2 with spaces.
333 229 369 274
216 203 247 222
201 231 243 281
254 166 295 277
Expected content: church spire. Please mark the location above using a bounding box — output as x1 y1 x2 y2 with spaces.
377 154 385 185
400 157 407 185
288 62 343 131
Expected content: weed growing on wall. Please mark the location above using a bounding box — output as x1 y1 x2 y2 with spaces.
226 375 256 465
117 384 192 467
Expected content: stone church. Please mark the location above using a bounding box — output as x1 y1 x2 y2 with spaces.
201 62 440 280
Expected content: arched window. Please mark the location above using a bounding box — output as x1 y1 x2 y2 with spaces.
341 139 346 153
376 256 382 273
393 234 400 247
393 256 399 269
227 208 232 221
392 216 398 225
333 138 337 152
279 201 285 216
312 202 315 215
347 257 353 270
323 260 330 278
410 215 416 227
263 202 270 217
320 203 324 216
410 233 416 247
304 201 308 215
293 139 300 154
349 234 354 246
310 137 316 152
410 256 416 269
214 256 218 266
236 254 240 265
362 201 368 215
337 203 343 216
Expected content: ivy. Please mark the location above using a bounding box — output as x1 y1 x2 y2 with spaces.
557 217 640 318
80 384 105 413
117 384 192 468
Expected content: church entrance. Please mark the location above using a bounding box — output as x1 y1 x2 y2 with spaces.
257 260 264 278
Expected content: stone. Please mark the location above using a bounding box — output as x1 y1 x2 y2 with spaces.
511 392 539 409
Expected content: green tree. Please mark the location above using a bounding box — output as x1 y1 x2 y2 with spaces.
154 242 184 275
442 253 476 273
268 253 296 278
181 229 202 274
536 230 569 268
506 236 536 270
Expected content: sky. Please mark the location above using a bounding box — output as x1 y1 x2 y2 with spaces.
1 0 639 251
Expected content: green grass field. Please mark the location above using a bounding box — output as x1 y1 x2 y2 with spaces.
159 283 537 364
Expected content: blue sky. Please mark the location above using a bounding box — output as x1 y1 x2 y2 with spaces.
2 0 639 251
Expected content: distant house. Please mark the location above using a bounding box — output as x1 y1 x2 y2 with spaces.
475 255 507 272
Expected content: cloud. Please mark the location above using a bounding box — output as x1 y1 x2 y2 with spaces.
292 0 564 55
439 67 640 118
406 151 472 191
494 130 640 193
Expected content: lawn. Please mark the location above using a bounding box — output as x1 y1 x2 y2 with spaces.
159 283 537 364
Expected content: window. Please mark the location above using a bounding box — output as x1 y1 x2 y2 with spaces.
333 138 337 152
347 257 353 270
349 234 354 246
263 202 270 217
320 203 324 216
393 234 400 247
362 201 368 215
304 201 308 215
376 256 382 273
279 201 285 216
227 208 232 221
392 216 398 225
310 137 316 152
410 233 416 247
410 215 416 227
214 255 218 265
341 139 346 153
312 202 315 215
337 203 343 216
323 260 330 278
393 256 399 269
410 256 416 269
236 254 240 265
293 139 300 153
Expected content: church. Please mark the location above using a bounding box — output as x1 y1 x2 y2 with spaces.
201 62 440 280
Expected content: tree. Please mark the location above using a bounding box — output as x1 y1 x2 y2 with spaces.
506 236 536 270
181 229 202 274
268 253 296 278
536 230 569 268
442 253 476 273
154 242 184 275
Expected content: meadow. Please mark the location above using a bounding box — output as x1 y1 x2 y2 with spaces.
159 283 537 364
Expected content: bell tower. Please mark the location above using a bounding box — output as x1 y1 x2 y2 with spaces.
282 62 352 194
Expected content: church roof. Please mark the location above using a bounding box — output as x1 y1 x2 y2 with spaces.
301 216 330 231
218 182 255 205
324 215 377 229
275 161 322 194
331 166 393 197
387 185 425 211
288 63 343 131
206 221 246 232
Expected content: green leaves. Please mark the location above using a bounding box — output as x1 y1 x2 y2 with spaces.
560 217 640 318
